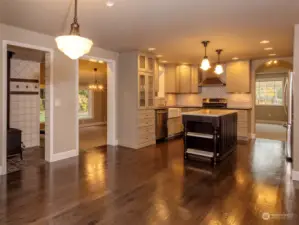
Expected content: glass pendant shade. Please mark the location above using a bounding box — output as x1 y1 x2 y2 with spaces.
214 64 224 75
56 35 93 60
200 57 211 71
88 68 104 91
56 0 93 60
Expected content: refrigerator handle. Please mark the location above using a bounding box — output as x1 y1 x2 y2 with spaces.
283 78 288 115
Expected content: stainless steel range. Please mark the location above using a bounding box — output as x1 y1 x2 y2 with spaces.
202 98 227 109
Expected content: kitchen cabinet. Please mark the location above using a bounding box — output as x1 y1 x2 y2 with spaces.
226 61 250 93
154 59 159 93
168 116 183 137
165 64 177 93
165 64 199 94
118 51 156 149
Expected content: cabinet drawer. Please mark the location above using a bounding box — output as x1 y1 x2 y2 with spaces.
237 121 248 128
139 110 155 119
138 125 155 137
237 127 248 137
138 117 155 127
237 110 248 122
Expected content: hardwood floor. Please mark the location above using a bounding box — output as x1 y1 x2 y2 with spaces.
0 138 298 224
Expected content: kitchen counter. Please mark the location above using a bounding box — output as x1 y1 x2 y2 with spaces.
181 109 238 117
154 106 252 110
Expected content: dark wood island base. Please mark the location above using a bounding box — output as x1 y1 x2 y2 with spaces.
182 109 238 166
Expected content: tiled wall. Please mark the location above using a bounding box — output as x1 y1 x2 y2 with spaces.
9 59 40 148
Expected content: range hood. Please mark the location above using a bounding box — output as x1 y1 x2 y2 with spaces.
199 77 226 87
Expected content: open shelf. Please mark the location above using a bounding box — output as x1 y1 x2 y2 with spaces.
186 148 214 158
187 132 213 139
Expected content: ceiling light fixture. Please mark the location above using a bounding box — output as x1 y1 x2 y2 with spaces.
89 68 104 91
156 54 163 58
98 60 104 64
56 0 93 60
161 60 168 63
269 53 276 56
214 49 224 75
200 41 211 71
274 60 278 64
106 0 115 7
264 47 273 51
260 40 270 44
148 48 156 52
232 57 239 60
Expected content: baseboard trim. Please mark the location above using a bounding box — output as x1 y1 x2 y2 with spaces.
292 170 299 181
79 122 107 128
256 120 286 125
51 149 78 162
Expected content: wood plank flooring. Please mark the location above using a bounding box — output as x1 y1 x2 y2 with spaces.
0 138 298 224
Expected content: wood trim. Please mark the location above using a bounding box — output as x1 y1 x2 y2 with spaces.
10 91 39 95
10 78 39 83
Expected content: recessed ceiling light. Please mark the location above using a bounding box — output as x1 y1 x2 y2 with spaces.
148 48 156 51
156 54 163 58
89 59 97 62
274 60 278 64
161 60 168 63
260 40 270 44
269 53 276 56
232 57 239 60
106 0 114 7
98 60 104 64
264 47 273 51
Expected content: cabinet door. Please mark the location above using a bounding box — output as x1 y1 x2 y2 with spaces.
147 56 155 73
191 66 199 93
177 65 191 93
138 55 146 72
154 59 159 93
226 61 250 93
165 64 177 93
138 74 146 108
147 74 154 108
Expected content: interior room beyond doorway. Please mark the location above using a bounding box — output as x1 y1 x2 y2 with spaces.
79 59 108 150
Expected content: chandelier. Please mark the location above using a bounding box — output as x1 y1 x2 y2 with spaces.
88 68 104 91
55 0 93 60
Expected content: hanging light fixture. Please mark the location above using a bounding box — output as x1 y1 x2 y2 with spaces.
214 49 224 75
200 41 211 71
56 0 93 60
88 68 104 91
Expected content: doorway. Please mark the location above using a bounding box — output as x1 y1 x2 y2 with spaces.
255 59 292 141
78 59 108 151
2 43 53 174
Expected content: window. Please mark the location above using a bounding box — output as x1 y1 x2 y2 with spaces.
40 88 45 123
256 79 284 105
78 89 93 119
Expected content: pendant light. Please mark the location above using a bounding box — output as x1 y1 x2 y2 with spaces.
200 41 211 71
214 49 224 75
55 0 93 60
88 68 104 91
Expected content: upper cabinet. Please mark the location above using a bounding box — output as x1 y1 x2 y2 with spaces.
226 61 251 93
165 64 199 94
138 54 156 73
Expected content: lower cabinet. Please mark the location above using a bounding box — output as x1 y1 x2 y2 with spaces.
137 110 156 148
236 110 250 140
168 116 184 137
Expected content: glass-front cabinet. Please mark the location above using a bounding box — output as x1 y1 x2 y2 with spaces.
138 73 154 109
138 74 146 108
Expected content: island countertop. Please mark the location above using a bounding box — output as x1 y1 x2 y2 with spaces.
181 109 238 117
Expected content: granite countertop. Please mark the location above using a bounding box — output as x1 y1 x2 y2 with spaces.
181 109 238 117
154 106 252 110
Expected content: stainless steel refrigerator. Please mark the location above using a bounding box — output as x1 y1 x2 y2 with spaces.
284 71 294 161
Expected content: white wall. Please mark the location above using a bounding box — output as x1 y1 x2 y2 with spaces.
293 24 299 173
0 23 118 174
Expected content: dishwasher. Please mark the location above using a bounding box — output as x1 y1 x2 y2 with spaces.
155 109 168 140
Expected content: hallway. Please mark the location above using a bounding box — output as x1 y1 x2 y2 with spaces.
256 123 287 142
0 138 298 224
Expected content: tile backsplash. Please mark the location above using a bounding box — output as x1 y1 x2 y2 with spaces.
172 86 252 107
10 59 40 148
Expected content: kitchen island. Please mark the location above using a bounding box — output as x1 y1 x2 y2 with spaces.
182 109 237 166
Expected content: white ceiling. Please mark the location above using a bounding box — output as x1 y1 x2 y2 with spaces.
1 0 299 63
